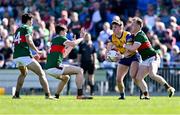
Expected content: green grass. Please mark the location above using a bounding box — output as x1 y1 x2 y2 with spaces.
0 95 180 114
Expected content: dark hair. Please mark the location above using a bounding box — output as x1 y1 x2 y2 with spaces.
55 25 67 34
22 13 33 24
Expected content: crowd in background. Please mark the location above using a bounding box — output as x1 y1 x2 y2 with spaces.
0 0 180 69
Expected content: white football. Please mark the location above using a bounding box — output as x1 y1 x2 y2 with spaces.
107 50 118 62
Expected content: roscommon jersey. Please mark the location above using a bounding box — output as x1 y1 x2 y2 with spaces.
109 31 135 55
45 35 67 69
13 25 33 58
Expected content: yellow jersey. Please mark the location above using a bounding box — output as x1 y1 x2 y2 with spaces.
109 31 133 54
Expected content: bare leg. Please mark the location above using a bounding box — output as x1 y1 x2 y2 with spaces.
149 62 169 86
63 65 93 99
13 66 27 98
149 62 175 97
55 75 70 98
135 65 149 98
129 61 139 95
63 65 84 89
116 64 129 99
27 60 51 97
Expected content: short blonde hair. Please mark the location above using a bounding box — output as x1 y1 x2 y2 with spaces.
111 19 123 27
133 17 143 28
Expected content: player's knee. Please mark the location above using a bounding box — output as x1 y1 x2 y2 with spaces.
130 73 136 79
79 68 84 75
149 72 156 78
62 75 70 82
20 70 27 76
135 76 142 82
19 67 27 76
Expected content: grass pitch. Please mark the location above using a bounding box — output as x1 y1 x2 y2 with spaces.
0 95 179 114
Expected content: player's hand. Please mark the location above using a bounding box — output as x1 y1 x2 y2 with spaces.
33 54 40 60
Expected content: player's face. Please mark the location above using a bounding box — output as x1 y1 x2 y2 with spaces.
131 21 139 33
27 19 33 27
62 29 67 36
112 24 122 35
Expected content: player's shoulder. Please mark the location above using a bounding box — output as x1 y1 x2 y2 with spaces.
124 30 130 34
123 31 131 36
123 31 133 40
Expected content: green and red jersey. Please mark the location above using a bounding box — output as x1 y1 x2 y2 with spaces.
13 25 33 58
45 35 67 69
134 31 157 60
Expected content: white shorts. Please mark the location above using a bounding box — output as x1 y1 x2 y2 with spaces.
13 56 34 67
140 55 160 67
46 64 70 79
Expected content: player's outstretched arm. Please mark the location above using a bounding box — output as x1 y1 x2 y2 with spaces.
124 42 141 52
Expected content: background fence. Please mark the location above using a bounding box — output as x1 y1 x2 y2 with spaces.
0 68 179 96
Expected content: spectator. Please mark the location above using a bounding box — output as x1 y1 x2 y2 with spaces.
0 28 8 49
90 2 103 40
170 45 180 67
98 22 113 44
69 12 81 38
153 20 166 41
159 9 171 27
97 40 106 64
144 4 157 31
159 45 171 67
161 29 176 52
38 20 50 47
57 10 71 26
0 53 5 68
0 38 13 62
2 18 9 30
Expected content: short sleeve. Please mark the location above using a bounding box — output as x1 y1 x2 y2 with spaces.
134 34 143 43
61 36 68 44
126 34 133 43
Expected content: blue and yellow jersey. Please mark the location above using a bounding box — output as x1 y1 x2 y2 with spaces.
109 31 133 54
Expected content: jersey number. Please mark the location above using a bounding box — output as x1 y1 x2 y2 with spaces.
14 32 21 44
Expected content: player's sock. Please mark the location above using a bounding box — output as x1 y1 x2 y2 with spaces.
90 85 95 95
140 90 143 99
141 91 150 100
143 91 148 96
119 92 125 99
77 89 83 96
14 91 20 97
45 93 50 97
54 93 59 99
164 83 171 90
88 81 95 96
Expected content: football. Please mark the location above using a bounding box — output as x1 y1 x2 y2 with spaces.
106 50 119 62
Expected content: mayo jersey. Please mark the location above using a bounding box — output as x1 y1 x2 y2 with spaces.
13 24 33 58
108 31 133 54
45 35 67 69
134 30 156 60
